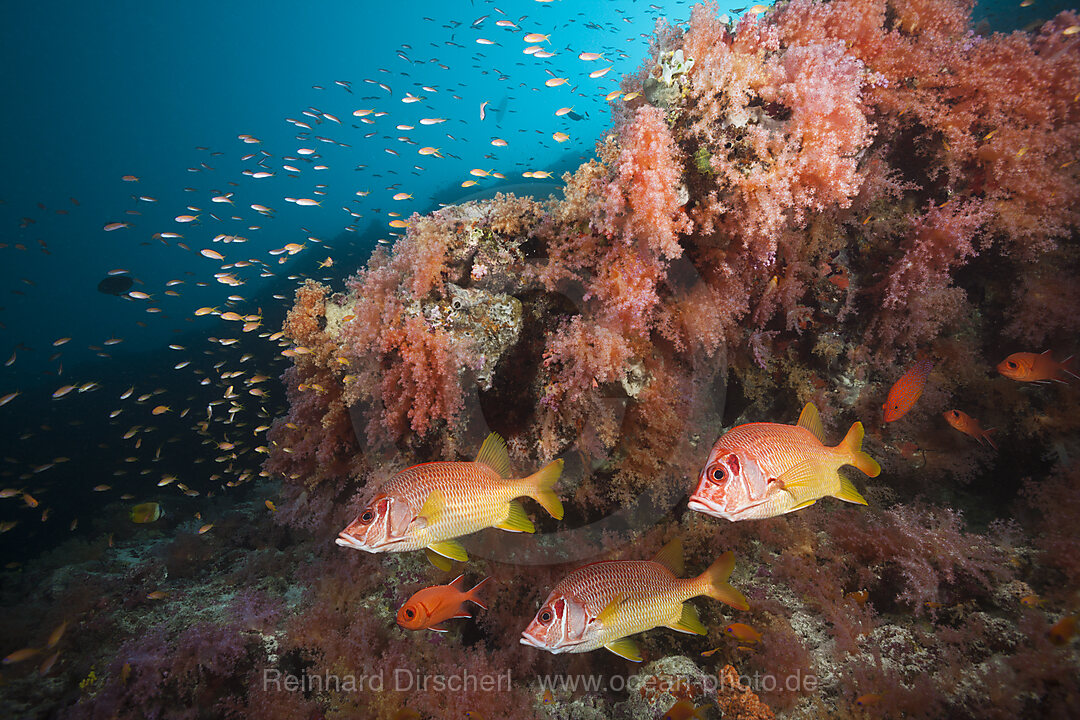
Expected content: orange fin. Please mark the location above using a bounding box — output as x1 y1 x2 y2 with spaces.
840 422 881 477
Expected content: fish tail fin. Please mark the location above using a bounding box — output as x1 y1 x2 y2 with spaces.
696 551 749 611
841 422 881 478
522 458 564 520
466 577 490 610
1061 355 1080 381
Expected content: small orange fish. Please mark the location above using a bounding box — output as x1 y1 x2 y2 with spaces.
846 589 869 604
397 575 489 632
1049 615 1077 645
724 622 762 643
997 351 1077 384
943 410 996 449
883 357 934 422
3 647 40 664
663 699 709 720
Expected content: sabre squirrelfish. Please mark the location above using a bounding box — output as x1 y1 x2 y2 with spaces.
687 403 881 522
397 574 490 632
520 538 748 662
336 433 563 567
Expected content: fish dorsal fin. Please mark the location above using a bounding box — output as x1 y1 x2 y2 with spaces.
596 593 626 625
427 539 468 563
474 432 512 478
797 403 825 443
417 489 444 528
666 602 707 635
604 637 642 662
448 573 464 590
495 500 535 533
652 537 684 576
424 548 453 572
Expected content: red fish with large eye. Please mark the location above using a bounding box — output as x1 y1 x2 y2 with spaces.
336 433 563 569
397 575 489 632
997 350 1078 384
688 403 881 521
520 539 747 662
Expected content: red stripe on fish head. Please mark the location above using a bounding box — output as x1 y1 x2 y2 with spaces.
521 593 590 652
688 444 768 521
337 494 408 552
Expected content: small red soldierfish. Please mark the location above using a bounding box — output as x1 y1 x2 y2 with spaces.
997 350 1078 384
397 575 490 632
520 538 748 662
337 433 563 568
883 357 934 422
943 410 997 449
688 403 881 521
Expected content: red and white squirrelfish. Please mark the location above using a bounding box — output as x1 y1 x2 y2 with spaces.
688 403 881 522
520 538 748 662
336 433 563 566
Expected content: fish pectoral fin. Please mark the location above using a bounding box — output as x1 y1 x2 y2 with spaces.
604 638 642 662
495 500 535 533
427 539 468 563
667 602 707 636
417 489 444 528
775 461 824 504
424 548 454 571
788 498 818 512
596 593 626 626
834 476 868 506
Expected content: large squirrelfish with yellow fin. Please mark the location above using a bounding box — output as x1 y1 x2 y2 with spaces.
688 403 881 522
520 538 748 662
336 433 563 568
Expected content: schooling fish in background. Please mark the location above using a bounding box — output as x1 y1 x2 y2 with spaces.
997 350 1078 384
396 574 490 632
943 410 997 449
336 433 563 569
687 403 881 521
520 538 748 662
883 357 934 422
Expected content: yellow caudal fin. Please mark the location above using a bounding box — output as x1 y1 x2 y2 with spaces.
840 421 882 478
522 458 564 520
697 551 749 611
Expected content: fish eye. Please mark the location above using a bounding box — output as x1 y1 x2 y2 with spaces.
710 466 725 482
405 608 415 619
539 609 553 623
1007 361 1017 368
359 509 375 524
